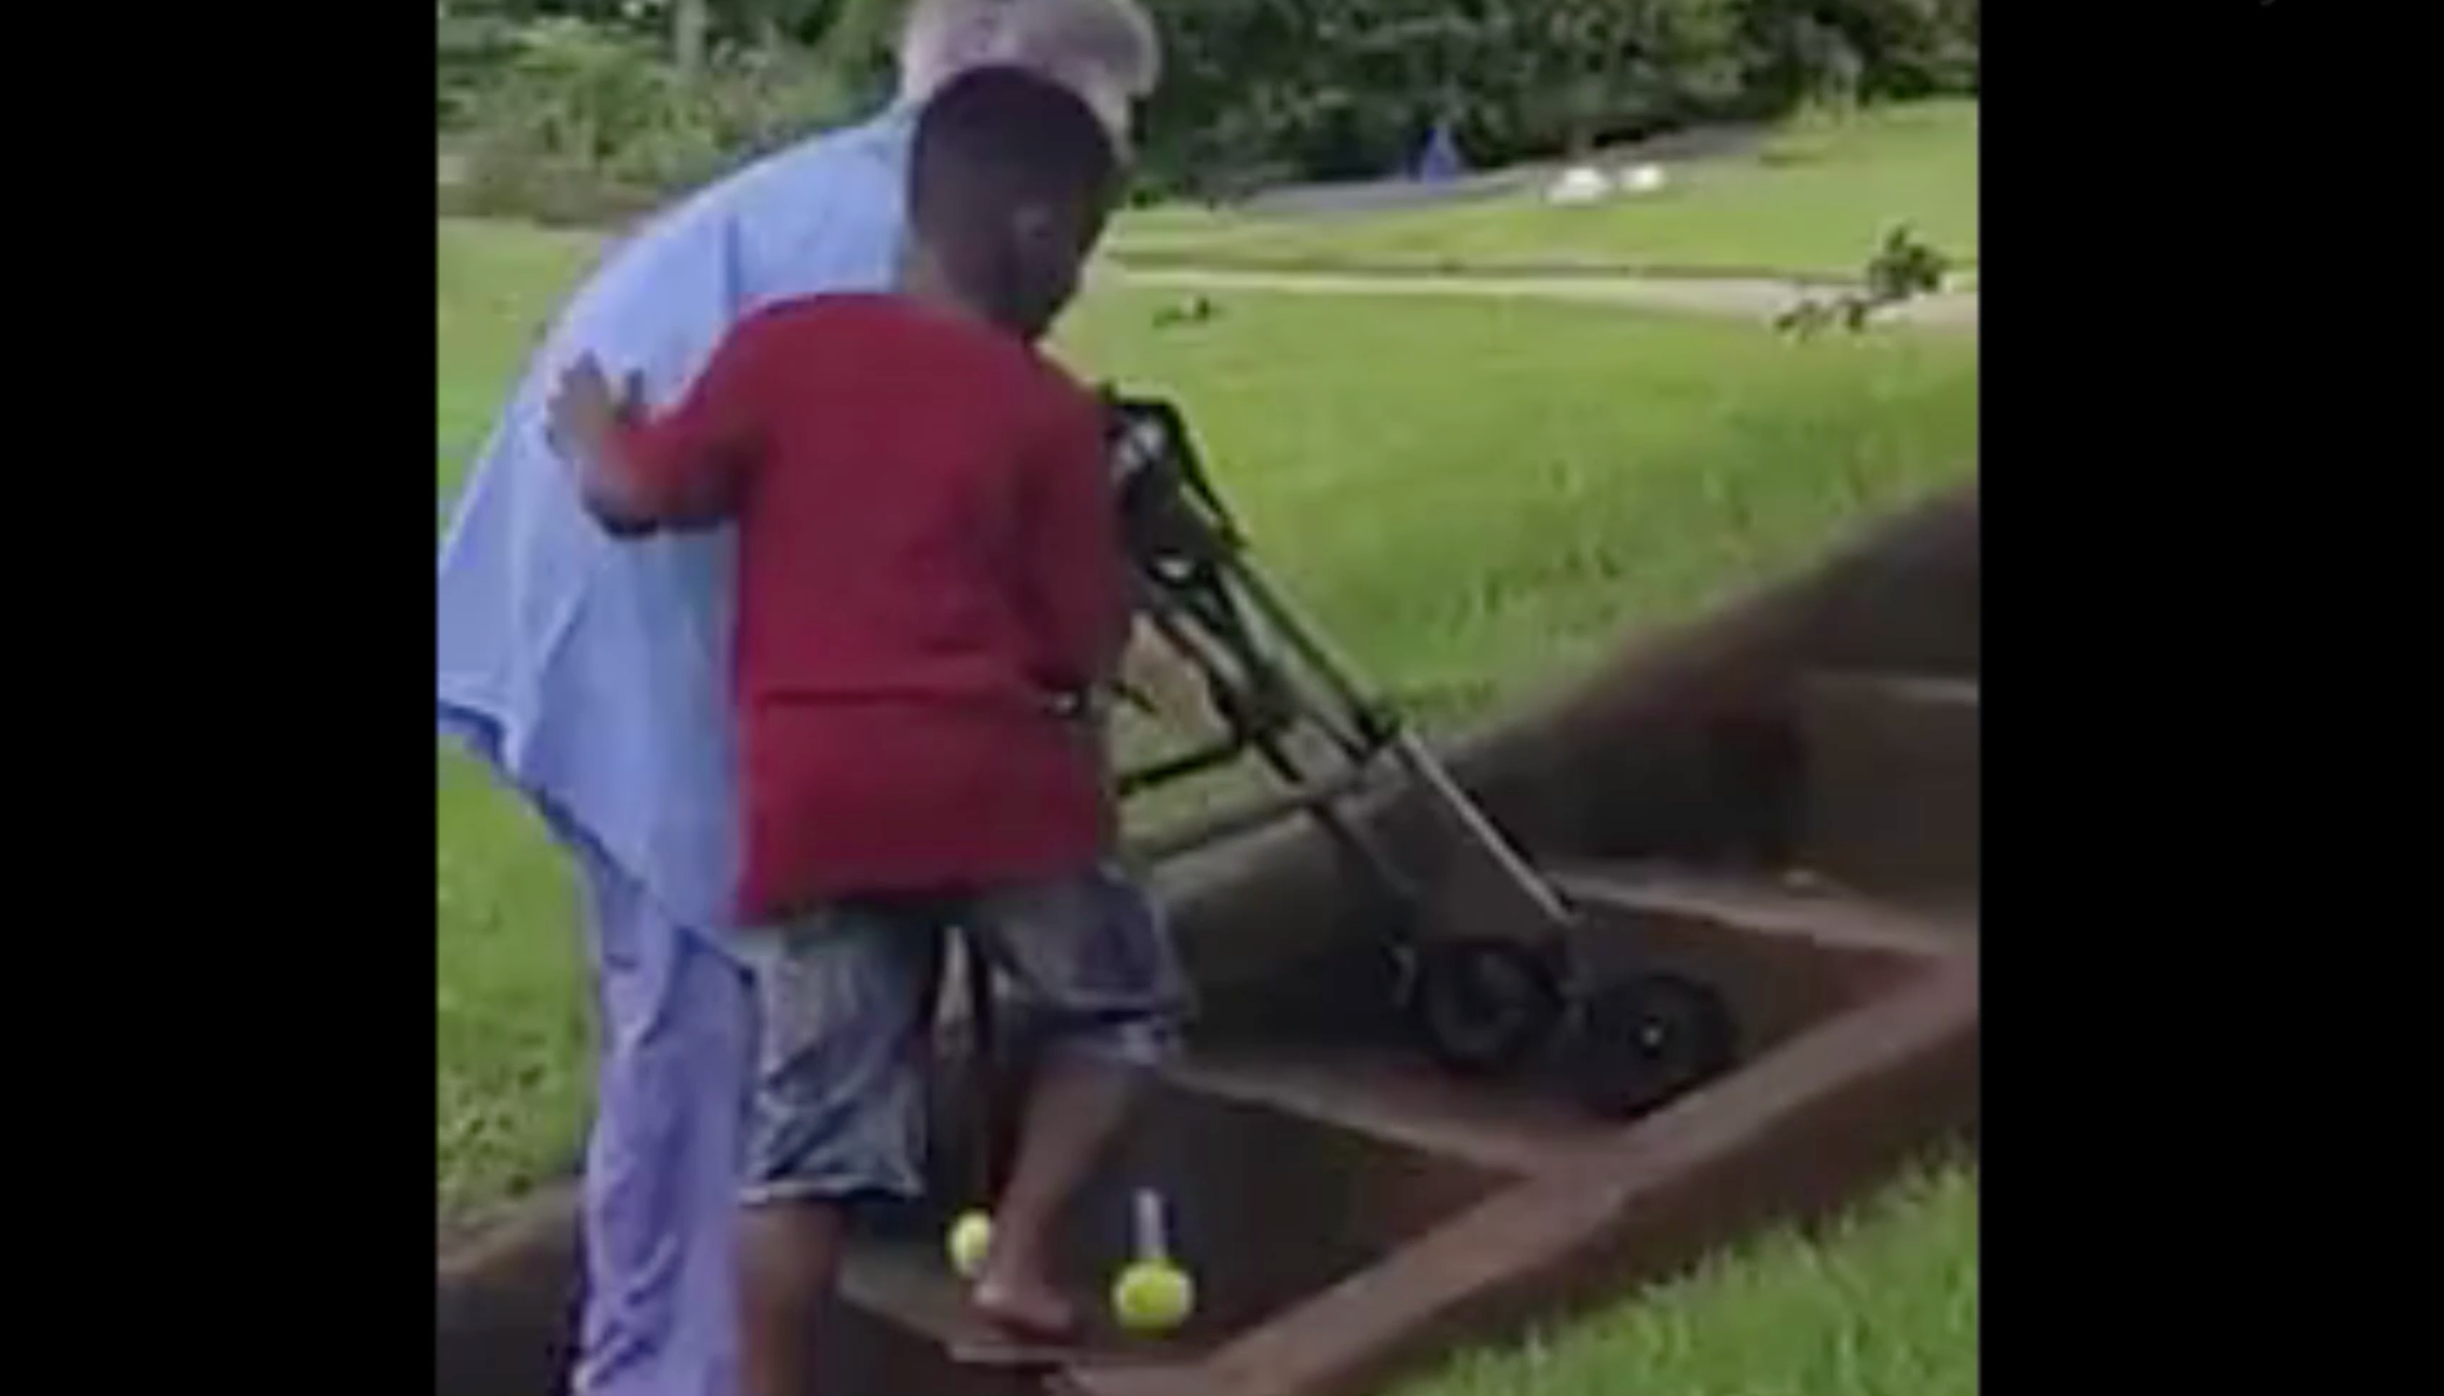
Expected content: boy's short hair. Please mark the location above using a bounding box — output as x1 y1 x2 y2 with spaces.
910 65 1122 246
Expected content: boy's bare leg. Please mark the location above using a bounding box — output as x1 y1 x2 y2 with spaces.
970 1052 1141 1336
739 1198 847 1396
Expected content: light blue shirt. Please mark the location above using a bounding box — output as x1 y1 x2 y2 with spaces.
437 110 917 932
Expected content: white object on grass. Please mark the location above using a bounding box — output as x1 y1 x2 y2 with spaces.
1546 164 1613 205
1620 162 1667 194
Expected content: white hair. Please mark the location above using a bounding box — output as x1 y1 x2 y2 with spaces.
897 0 1162 127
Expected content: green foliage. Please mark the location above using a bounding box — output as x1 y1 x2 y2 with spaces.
436 0 1976 218
446 15 869 223
1774 223 1951 337
1137 0 1741 196
1134 0 1977 199
440 0 850 48
437 6 528 128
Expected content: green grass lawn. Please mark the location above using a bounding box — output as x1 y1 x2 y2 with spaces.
1108 100 1977 282
435 216 1977 1384
1389 1160 1976 1396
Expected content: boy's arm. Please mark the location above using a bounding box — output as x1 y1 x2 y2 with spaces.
1016 389 1131 696
547 315 774 535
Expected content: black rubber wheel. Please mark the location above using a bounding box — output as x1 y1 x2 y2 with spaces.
1566 972 1738 1119
1407 938 1567 1077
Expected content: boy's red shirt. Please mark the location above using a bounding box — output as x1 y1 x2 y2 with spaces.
605 293 1127 921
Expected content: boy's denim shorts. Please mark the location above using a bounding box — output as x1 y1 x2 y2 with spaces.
731 863 1190 1207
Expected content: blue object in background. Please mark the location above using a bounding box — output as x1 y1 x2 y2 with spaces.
1413 116 1465 183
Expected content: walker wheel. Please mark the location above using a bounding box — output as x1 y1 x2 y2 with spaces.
1565 972 1737 1119
1406 938 1566 1077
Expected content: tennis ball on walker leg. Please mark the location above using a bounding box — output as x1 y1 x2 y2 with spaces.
1110 1189 1195 1334
947 1210 994 1280
1112 1259 1195 1333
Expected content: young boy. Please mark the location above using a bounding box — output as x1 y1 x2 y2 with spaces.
546 67 1187 1396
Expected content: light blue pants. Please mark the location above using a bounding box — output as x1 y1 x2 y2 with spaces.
567 837 754 1396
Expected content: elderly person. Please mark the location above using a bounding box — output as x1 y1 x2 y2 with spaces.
436 4 1163 1393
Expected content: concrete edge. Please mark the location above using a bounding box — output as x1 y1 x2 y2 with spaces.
1064 955 1978 1396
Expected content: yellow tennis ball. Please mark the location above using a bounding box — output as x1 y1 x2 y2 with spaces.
1111 1259 1195 1333
947 1210 994 1280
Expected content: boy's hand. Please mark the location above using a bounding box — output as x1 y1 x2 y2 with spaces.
548 357 658 535
546 355 639 465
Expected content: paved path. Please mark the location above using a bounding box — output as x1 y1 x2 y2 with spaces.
1229 121 1778 221
1099 264 1979 329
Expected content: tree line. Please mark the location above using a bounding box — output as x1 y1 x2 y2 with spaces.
437 0 1976 219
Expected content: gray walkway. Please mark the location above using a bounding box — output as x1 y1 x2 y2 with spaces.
1226 122 1779 221
1099 265 1980 329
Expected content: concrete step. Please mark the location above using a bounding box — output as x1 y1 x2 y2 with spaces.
834 1039 1603 1382
839 1237 1206 1386
839 1060 1505 1382
820 1244 1058 1394
1547 862 1971 958
1170 1041 1614 1176
1545 861 1971 1052
434 1194 580 1396
835 1242 1089 1383
1797 672 1979 910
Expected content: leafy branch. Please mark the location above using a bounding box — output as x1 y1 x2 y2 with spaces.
1774 225 1952 338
